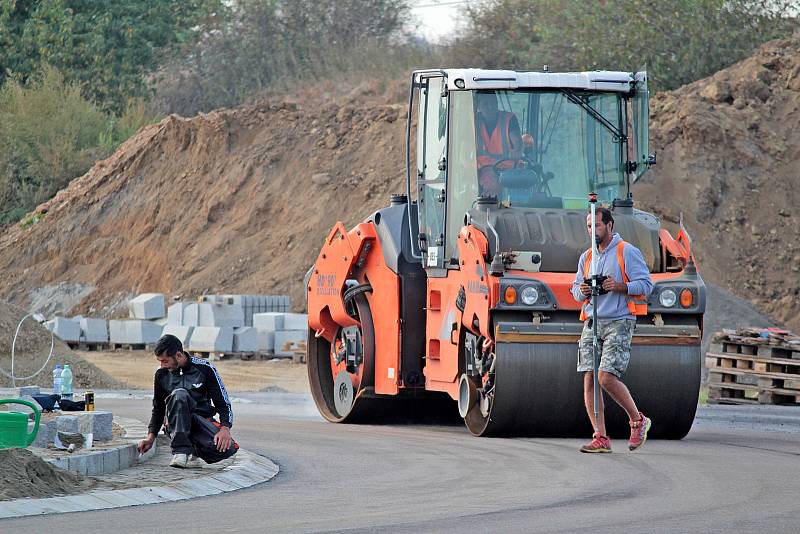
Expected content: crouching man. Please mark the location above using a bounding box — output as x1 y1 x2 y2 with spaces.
136 334 238 467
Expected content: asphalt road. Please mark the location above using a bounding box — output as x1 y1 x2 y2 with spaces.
3 393 800 533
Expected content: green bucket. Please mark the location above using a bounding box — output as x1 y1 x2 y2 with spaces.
0 399 41 449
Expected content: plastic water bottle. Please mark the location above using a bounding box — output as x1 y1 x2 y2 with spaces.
53 364 63 395
61 364 73 400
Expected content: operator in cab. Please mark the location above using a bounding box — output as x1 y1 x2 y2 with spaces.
474 91 524 196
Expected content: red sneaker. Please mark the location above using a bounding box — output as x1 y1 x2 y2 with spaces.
629 412 651 451
580 433 611 453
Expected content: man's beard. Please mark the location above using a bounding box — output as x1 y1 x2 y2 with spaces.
595 235 603 246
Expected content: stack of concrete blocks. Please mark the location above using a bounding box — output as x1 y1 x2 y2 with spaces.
45 317 81 343
201 294 291 326
181 302 244 353
79 318 109 343
109 319 163 345
252 312 307 356
128 293 166 320
233 327 257 353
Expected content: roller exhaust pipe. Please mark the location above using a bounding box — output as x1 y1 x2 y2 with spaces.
458 373 477 418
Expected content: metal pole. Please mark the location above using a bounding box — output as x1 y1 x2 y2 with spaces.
589 193 600 433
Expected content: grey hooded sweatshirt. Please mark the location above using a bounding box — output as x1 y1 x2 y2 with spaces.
571 233 654 321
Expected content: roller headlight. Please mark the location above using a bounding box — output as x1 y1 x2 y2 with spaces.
520 286 539 306
659 288 677 308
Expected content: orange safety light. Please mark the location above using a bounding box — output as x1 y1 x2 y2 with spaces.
680 288 693 308
504 286 517 305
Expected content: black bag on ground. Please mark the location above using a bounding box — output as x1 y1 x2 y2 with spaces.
190 414 239 464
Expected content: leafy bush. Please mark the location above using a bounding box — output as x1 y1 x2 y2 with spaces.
449 0 798 91
0 67 155 225
151 0 417 115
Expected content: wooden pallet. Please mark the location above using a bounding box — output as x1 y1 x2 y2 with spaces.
706 334 800 406
67 342 110 351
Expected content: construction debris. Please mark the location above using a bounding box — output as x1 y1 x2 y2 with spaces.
706 327 800 405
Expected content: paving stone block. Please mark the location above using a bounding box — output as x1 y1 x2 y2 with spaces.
255 329 275 352
67 454 88 475
110 320 162 344
167 302 189 325
118 443 137 469
187 326 234 352
163 325 194 346
17 386 40 397
253 312 284 331
233 327 257 352
274 330 307 356
84 451 105 476
45 317 81 342
75 411 113 441
128 293 166 320
184 303 244 328
56 415 80 433
282 313 308 331
32 419 57 448
79 318 108 343
102 448 120 474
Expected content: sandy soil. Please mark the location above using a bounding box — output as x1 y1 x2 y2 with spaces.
76 350 310 393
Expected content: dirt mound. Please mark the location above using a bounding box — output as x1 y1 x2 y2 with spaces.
636 37 800 330
0 100 406 317
0 448 94 501
0 39 796 332
0 300 122 388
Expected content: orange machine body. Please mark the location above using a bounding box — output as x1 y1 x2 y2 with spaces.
308 219 695 402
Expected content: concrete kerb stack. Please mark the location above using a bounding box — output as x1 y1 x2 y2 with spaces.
253 311 307 357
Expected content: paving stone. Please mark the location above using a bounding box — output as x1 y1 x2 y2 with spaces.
79 318 108 343
32 419 57 447
187 326 234 352
171 479 222 498
253 312 285 331
102 447 120 474
163 324 194 346
184 302 244 328
109 320 163 344
233 327 257 352
274 330 307 356
67 454 88 475
84 451 105 476
119 443 137 469
108 488 167 505
255 329 275 352
88 489 145 508
17 386 40 396
282 313 308 331
45 317 81 342
128 293 166 320
167 302 189 325
56 415 79 433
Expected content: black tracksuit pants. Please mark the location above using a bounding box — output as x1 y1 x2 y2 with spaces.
165 388 237 463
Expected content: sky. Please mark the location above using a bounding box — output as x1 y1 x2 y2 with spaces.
409 0 474 44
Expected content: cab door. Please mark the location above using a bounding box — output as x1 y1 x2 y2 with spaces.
416 75 448 271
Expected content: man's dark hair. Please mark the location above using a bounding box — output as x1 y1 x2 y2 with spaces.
596 207 614 228
154 334 183 357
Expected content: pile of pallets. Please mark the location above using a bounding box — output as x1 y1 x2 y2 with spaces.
706 327 800 405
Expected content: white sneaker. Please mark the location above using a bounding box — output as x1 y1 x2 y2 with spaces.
169 453 189 468
187 454 203 467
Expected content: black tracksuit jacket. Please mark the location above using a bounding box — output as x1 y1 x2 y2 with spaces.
148 355 233 434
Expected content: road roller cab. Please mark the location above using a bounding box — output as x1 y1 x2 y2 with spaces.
307 69 705 438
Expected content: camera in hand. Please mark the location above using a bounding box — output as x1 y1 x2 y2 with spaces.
584 275 610 295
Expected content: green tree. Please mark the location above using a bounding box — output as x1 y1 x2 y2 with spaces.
0 67 154 225
450 0 798 91
0 0 224 113
153 0 414 115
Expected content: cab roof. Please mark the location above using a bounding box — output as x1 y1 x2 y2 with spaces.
415 69 638 93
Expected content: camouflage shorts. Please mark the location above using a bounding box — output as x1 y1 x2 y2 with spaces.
577 318 635 378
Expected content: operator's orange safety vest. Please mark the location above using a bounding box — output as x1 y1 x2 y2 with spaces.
579 241 648 321
477 111 515 170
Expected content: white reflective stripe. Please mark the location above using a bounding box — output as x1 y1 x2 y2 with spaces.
191 356 233 425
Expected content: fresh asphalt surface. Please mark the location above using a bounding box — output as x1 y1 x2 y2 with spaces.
3 392 800 533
